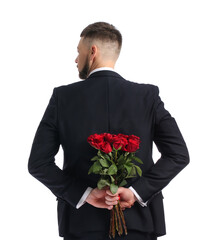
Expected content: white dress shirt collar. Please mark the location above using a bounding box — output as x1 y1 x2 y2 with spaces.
88 67 116 77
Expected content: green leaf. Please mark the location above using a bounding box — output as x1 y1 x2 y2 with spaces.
135 165 142 176
110 175 115 183
132 156 143 164
108 164 117 175
100 169 108 175
97 151 105 159
124 152 130 157
99 158 110 167
126 156 133 164
129 166 136 176
97 179 110 189
117 145 122 151
119 179 127 187
117 154 125 164
88 165 93 174
91 156 99 161
112 145 117 151
126 175 135 179
117 164 125 170
110 183 118 194
124 164 132 175
93 161 102 174
103 153 111 162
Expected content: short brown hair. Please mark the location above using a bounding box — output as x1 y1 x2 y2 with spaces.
80 22 122 50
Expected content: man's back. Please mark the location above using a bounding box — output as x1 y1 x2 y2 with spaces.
29 70 169 237
56 71 157 173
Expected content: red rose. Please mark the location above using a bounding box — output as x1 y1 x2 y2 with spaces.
117 133 129 139
113 134 128 151
87 134 104 150
102 133 114 143
88 133 113 153
99 141 113 154
124 135 141 152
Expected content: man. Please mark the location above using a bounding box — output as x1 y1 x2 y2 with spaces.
28 22 189 240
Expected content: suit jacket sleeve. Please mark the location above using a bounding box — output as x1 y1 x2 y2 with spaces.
131 86 190 203
28 88 88 207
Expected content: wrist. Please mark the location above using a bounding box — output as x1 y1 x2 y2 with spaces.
85 188 94 203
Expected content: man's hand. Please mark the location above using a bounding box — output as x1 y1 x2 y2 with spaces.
86 187 136 210
86 188 118 210
106 187 136 210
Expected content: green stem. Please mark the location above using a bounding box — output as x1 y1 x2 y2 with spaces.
115 204 123 236
115 150 117 162
118 201 128 235
114 206 118 232
109 207 115 239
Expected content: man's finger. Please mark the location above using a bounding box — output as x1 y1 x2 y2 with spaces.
106 189 118 197
105 200 118 206
119 201 132 209
105 195 119 202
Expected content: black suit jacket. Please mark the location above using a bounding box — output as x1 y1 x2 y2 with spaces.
28 71 189 237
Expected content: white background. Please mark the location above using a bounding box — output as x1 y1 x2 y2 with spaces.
0 0 211 239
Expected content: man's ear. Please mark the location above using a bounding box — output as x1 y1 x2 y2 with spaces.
90 45 98 61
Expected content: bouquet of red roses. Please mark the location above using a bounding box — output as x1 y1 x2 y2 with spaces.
87 133 143 239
